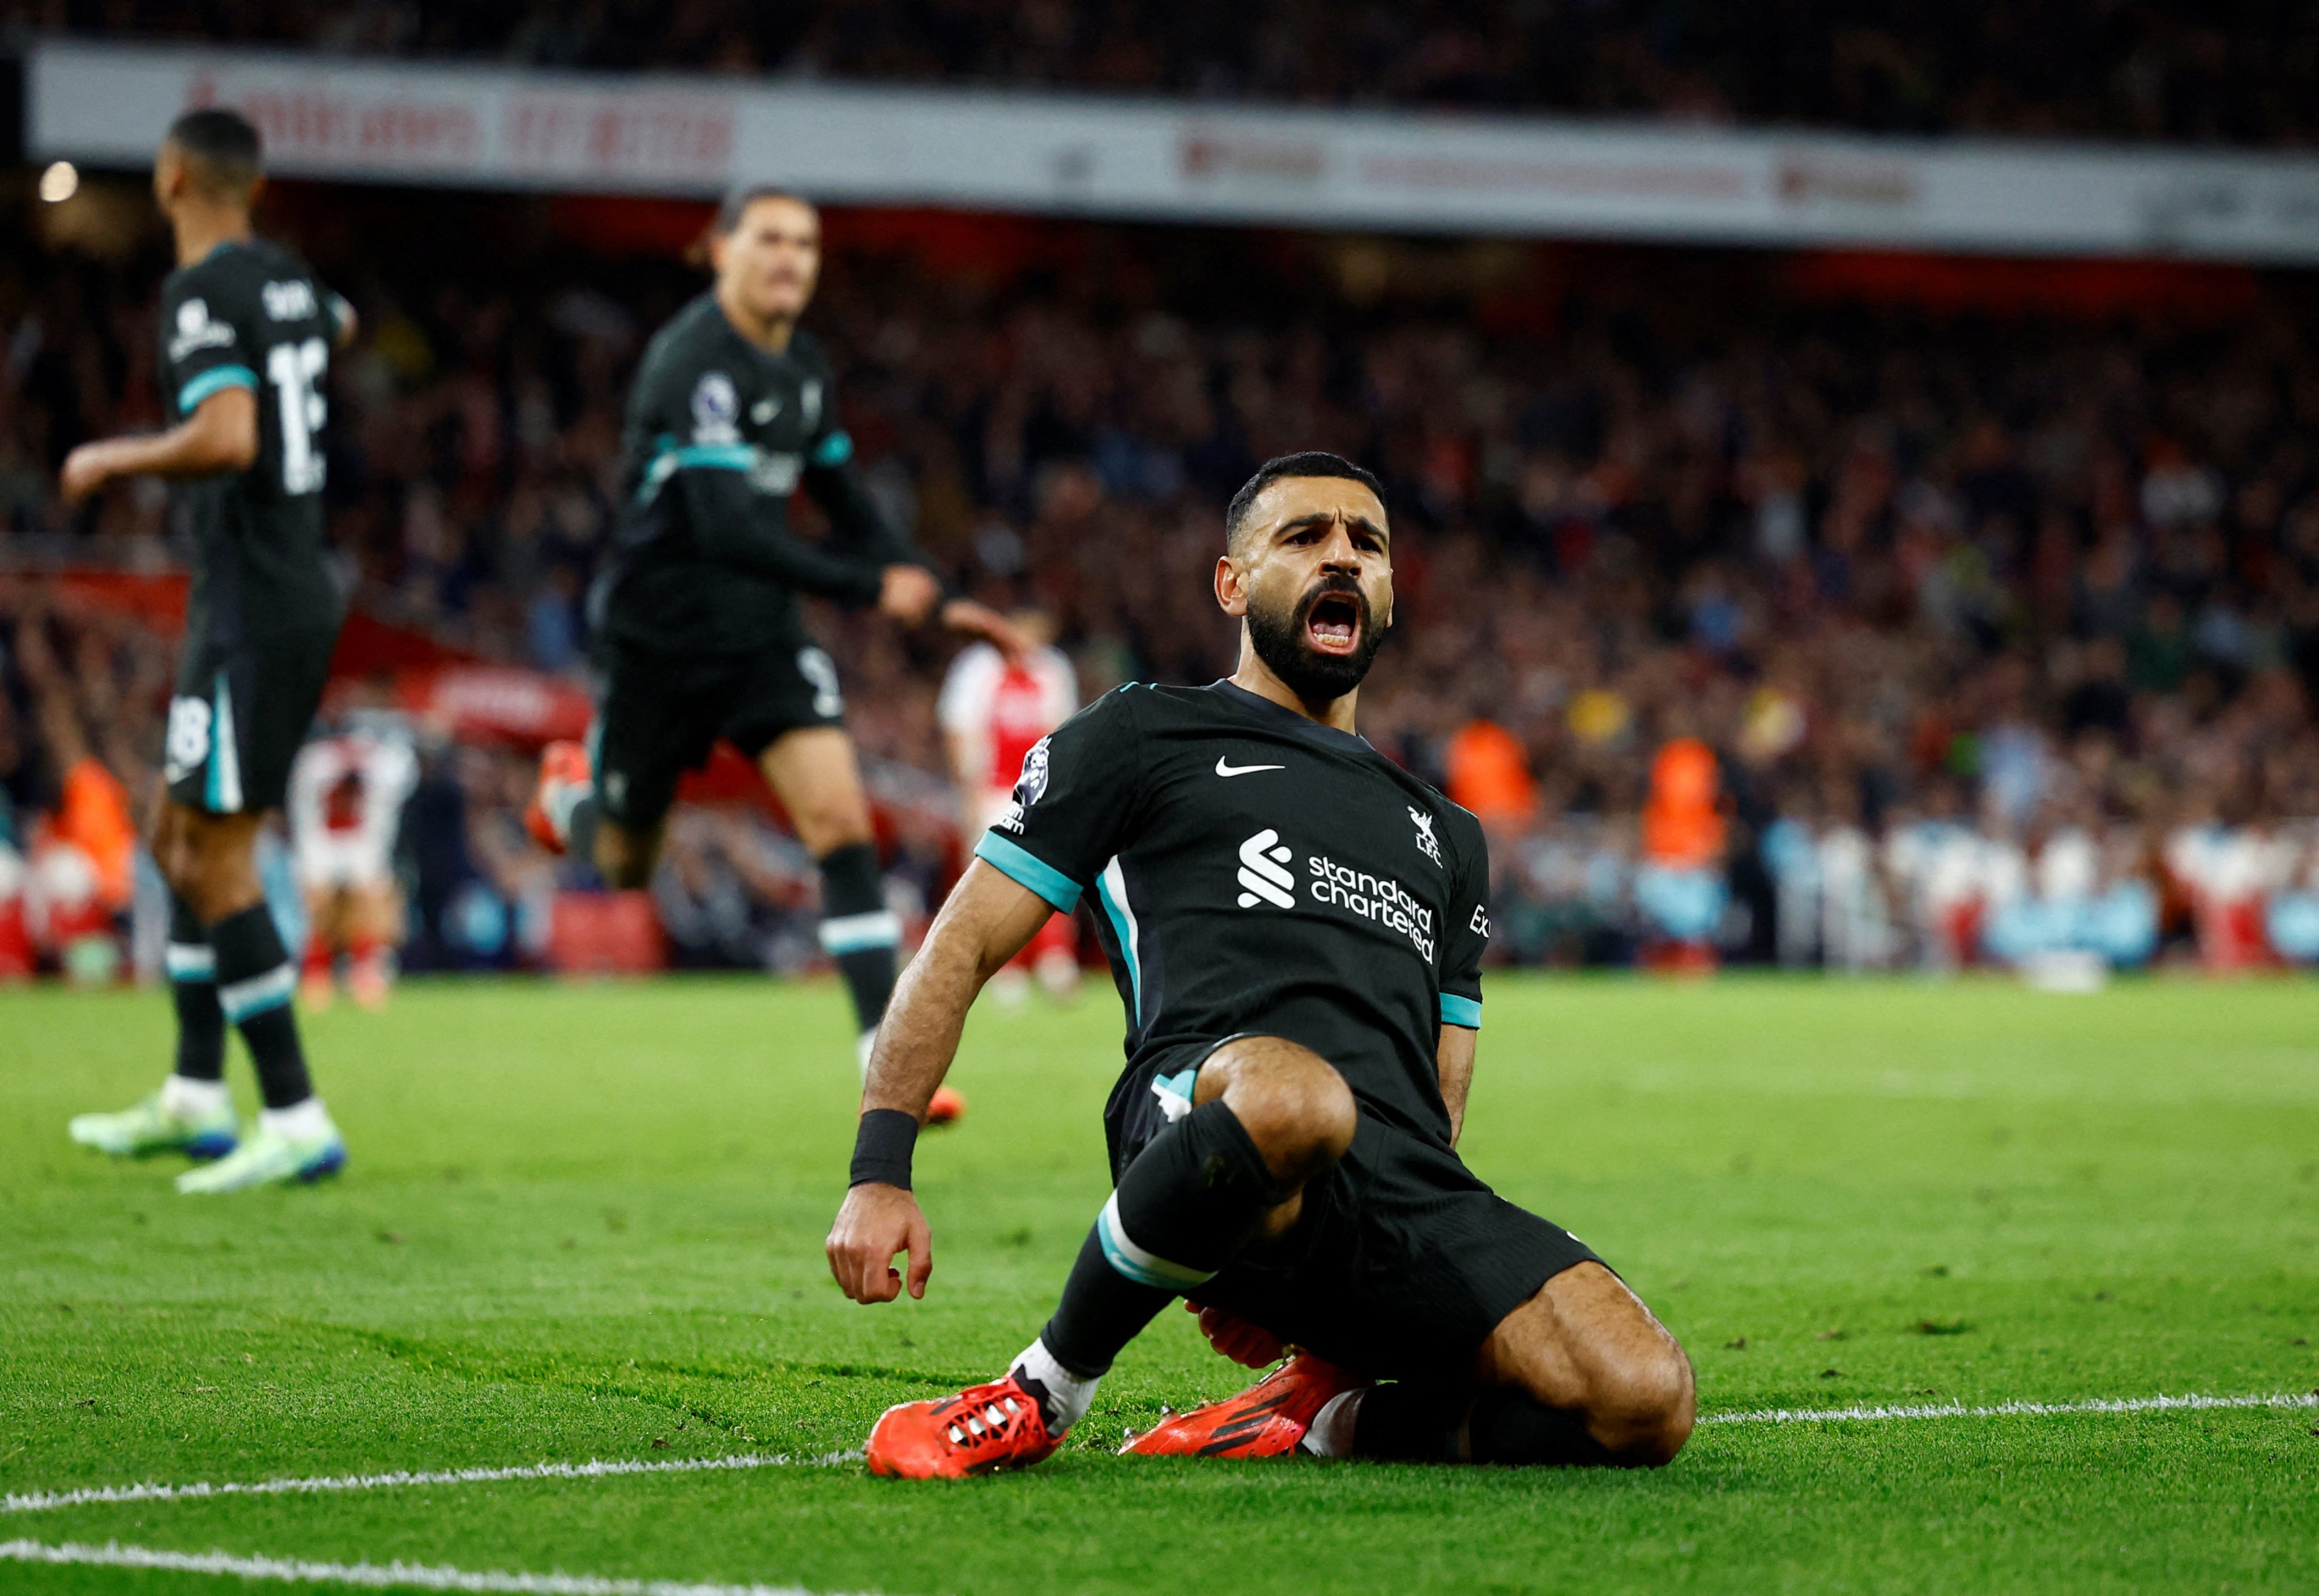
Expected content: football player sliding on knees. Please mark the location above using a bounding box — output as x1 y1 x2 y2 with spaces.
827 453 1694 1477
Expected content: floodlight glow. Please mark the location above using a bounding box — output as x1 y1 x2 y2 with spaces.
39 161 79 203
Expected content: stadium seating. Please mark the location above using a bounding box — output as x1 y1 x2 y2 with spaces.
4 199 2316 974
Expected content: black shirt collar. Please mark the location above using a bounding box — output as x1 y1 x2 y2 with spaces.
1208 679 1374 756
695 291 796 372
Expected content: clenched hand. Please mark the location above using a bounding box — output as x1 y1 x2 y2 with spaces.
826 1181 933 1303
877 564 940 625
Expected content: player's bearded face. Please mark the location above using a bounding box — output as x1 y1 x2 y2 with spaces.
1246 568 1386 702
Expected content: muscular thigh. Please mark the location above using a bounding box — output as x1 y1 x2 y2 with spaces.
756 726 870 856
158 799 267 916
1477 1261 1686 1406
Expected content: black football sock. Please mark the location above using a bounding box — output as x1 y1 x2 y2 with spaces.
1352 1384 1618 1467
1039 1099 1292 1382
1466 1389 1620 1466
165 894 225 1083
816 842 899 1041
1034 1231 1175 1390
208 903 314 1111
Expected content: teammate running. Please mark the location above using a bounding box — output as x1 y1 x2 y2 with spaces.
528 188 1014 1115
937 607 1080 1006
62 108 356 1192
827 453 1694 1476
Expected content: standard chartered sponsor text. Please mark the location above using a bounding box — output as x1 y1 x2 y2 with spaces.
1306 853 1434 960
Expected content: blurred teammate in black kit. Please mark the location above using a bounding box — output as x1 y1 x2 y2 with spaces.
63 108 357 1193
527 189 1016 1117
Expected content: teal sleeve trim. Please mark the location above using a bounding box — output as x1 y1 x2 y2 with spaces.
974 831 1082 912
810 430 854 467
673 442 758 470
177 364 257 412
635 438 761 503
1440 992 1483 1029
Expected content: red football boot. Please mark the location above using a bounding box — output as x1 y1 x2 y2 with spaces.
1121 1353 1369 1459
925 1085 968 1126
865 1372 1060 1478
523 740 592 855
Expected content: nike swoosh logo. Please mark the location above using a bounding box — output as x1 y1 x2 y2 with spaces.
1216 757 1286 778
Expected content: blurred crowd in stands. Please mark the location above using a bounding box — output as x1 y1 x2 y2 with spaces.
5 183 2319 978
8 1 2318 146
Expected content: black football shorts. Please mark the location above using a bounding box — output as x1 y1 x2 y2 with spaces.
164 624 339 816
590 631 847 834
1105 1036 1601 1380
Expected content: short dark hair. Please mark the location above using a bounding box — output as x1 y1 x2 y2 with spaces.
715 185 815 235
1224 451 1386 553
165 108 263 195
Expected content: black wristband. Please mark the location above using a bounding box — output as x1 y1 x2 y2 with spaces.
849 1108 919 1190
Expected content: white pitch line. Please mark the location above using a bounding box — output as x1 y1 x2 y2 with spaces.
0 1538 859 1595
4 1390 2308 1518
1 1451 863 1517
1701 1390 2319 1426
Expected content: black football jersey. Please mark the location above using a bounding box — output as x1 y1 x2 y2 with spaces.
596 293 914 655
158 238 348 646
975 680 1492 1146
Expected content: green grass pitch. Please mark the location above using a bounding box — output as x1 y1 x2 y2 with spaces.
3 973 2316 1594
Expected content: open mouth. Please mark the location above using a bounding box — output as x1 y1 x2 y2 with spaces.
1305 590 1363 656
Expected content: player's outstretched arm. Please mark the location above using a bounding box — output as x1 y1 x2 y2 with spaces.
936 598 1028 662
677 467 895 607
863 860 1054 1116
796 430 1018 654
825 860 1056 1305
59 387 258 504
1437 1023 1476 1147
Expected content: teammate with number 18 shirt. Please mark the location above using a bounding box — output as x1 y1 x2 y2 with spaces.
828 453 1695 1477
63 109 356 1193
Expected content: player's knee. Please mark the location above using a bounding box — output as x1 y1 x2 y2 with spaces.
164 867 213 919
1304 1065 1360 1167
1213 1041 1356 1182
161 826 237 919
1591 1343 1695 1467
